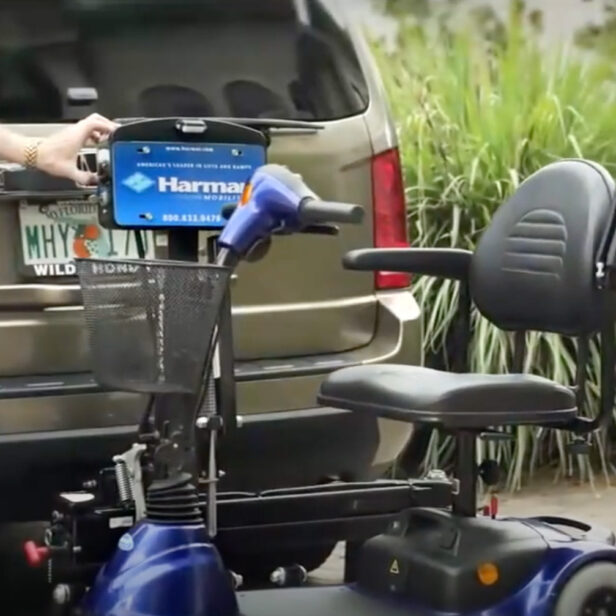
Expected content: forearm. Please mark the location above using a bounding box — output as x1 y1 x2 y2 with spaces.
0 114 117 183
0 125 32 165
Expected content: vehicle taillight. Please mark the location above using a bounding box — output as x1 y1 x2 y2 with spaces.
371 147 410 289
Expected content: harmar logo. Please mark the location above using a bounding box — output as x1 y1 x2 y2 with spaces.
122 173 244 196
157 177 244 195
123 172 156 194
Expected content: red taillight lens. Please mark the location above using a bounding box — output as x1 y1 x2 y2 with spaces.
371 148 410 289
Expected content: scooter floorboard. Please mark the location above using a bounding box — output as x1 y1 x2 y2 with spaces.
238 585 414 616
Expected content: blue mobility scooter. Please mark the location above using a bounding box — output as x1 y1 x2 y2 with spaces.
25 117 616 616
24 118 452 599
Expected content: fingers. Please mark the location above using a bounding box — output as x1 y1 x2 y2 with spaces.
85 113 118 131
77 113 119 141
71 168 99 187
34 115 116 182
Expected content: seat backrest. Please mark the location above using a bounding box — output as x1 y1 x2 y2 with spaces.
470 160 615 336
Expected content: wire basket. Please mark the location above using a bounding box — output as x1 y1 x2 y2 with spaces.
77 258 231 395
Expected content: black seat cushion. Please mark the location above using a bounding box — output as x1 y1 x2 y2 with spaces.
318 365 576 429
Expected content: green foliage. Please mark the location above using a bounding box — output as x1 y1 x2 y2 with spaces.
374 2 616 490
576 1 616 57
384 0 432 19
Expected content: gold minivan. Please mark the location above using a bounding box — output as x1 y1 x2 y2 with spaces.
0 0 421 570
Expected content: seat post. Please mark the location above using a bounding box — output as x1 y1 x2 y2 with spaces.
452 432 477 517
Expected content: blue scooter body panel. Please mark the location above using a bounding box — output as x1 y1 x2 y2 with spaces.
83 521 238 616
398 518 616 616
239 536 616 616
473 517 616 616
239 541 613 616
84 516 616 616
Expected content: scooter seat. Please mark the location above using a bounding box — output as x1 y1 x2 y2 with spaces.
318 364 576 428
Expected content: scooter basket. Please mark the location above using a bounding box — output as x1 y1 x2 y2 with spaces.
76 258 231 394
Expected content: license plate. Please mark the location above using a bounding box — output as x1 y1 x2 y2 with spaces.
19 199 155 278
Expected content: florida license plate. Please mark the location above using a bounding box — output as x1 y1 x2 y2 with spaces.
19 199 154 278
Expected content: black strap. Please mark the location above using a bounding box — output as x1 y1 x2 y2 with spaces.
512 330 526 373
134 230 147 259
569 303 615 434
575 336 589 412
596 188 616 287
452 281 471 373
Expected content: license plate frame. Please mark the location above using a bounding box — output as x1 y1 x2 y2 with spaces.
17 198 155 279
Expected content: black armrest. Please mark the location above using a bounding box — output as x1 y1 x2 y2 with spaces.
343 248 473 281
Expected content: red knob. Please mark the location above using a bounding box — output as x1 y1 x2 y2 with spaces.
490 495 499 519
24 541 50 567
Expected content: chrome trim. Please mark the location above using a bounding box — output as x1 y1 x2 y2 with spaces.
0 284 81 308
1 285 375 314
236 294 375 315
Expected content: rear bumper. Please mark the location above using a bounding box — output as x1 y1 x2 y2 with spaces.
0 289 421 521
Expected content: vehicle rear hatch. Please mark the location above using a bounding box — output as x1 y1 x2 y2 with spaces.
0 0 380 374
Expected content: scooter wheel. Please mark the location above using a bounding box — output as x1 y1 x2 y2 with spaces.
554 561 616 615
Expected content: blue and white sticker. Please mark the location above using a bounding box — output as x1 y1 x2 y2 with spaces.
111 141 266 229
118 533 135 552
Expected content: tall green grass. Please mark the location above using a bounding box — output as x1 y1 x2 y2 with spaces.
374 2 616 490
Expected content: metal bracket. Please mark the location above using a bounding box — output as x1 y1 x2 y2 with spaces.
113 444 147 521
424 469 448 482
451 478 461 496
196 415 223 537
175 118 207 134
596 261 606 288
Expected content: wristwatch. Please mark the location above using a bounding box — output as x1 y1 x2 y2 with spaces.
24 140 42 168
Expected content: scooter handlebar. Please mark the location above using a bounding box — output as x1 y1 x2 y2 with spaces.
218 164 364 258
298 198 364 225
222 199 363 227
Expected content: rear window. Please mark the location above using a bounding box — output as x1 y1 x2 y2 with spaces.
0 0 369 123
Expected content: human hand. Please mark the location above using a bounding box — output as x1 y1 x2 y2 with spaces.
35 113 119 185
